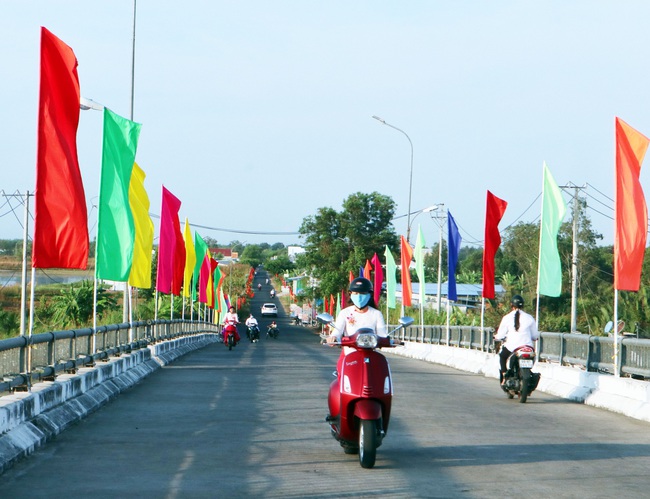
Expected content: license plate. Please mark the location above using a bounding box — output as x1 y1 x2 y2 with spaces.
519 359 534 368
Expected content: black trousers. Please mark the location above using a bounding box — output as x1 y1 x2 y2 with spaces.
499 346 512 375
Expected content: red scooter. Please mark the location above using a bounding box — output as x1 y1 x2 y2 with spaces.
318 314 414 469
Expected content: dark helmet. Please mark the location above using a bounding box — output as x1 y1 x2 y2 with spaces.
349 277 373 294
511 295 524 308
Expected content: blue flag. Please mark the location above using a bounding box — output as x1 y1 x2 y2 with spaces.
447 211 462 302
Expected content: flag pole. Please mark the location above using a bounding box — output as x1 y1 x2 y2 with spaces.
19 191 31 338
480 297 485 350
614 290 619 377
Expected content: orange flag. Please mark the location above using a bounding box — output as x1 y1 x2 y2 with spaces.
364 259 373 282
615 118 650 291
400 236 413 307
349 270 354 283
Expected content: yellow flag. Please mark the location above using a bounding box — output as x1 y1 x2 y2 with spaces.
183 218 197 298
127 163 153 288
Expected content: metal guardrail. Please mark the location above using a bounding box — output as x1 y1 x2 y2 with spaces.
392 325 650 379
0 319 219 394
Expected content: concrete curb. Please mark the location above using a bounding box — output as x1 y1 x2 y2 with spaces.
0 333 218 473
389 341 650 422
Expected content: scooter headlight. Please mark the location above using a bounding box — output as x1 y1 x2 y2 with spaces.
356 332 378 349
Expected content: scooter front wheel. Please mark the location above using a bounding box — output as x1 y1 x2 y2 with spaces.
359 419 378 469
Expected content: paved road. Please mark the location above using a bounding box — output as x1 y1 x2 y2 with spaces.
2 271 650 498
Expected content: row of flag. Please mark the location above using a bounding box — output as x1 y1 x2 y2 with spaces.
323 117 649 311
31 27 231 315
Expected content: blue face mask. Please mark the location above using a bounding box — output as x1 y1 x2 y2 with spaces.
351 293 371 309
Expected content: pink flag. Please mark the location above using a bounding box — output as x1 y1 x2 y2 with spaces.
371 252 384 305
156 187 184 295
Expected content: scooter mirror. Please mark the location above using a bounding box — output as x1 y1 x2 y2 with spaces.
399 316 414 327
316 313 334 325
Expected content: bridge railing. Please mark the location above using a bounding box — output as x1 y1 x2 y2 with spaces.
393 325 650 379
0 320 219 394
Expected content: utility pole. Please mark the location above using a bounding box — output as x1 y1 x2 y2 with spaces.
560 183 586 333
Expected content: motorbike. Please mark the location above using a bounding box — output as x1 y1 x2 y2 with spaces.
270 289 276 298
292 315 301 326
318 313 414 469
257 283 262 291
500 344 541 403
267 324 279 339
223 324 238 351
248 325 260 343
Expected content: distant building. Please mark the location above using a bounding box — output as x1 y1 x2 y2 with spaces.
395 282 506 312
287 245 305 263
210 248 239 259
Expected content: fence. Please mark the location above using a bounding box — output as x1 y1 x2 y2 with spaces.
392 324 650 379
0 320 219 394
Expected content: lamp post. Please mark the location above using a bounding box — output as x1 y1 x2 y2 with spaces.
427 204 445 313
372 115 414 242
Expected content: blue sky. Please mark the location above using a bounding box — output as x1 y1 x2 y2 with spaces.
2 1 649 249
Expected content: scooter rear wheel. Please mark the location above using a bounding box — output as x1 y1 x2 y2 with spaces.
359 419 378 469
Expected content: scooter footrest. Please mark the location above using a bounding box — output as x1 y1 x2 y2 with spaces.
325 414 339 423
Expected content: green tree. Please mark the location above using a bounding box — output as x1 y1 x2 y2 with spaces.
50 281 118 329
240 244 264 268
298 192 398 297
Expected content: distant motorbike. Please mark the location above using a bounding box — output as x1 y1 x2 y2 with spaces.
257 283 262 291
270 289 276 298
499 344 541 403
292 315 301 326
223 324 239 351
267 324 279 339
248 325 260 343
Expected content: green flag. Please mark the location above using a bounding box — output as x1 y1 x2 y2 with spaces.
384 245 397 309
192 232 209 301
96 108 141 281
414 224 427 305
538 163 567 297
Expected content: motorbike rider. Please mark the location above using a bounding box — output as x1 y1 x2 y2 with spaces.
257 283 262 290
327 277 387 374
494 294 539 385
245 314 259 338
267 320 279 337
222 306 241 345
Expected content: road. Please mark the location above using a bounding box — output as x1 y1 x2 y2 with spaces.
2 271 650 498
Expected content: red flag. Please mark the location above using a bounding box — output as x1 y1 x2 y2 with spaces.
400 236 413 307
371 252 384 306
341 289 347 308
156 187 184 294
32 27 88 269
615 118 650 291
482 191 508 299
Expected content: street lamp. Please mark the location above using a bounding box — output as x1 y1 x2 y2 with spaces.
372 115 415 242
427 204 445 313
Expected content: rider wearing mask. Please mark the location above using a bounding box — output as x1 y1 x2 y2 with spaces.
494 295 539 384
327 277 387 372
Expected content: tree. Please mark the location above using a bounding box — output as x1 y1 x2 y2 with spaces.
240 244 264 268
298 192 398 297
50 280 118 329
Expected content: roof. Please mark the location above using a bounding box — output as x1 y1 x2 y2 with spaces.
396 282 505 297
